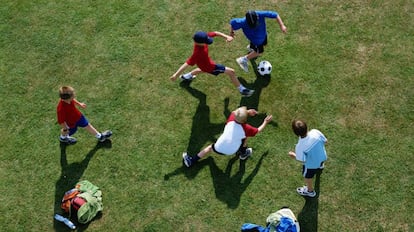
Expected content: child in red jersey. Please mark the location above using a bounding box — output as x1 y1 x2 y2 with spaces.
57 86 112 145
170 31 254 97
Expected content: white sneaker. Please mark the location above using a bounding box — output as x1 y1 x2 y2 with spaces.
296 186 316 197
236 57 249 72
180 74 196 81
182 152 193 167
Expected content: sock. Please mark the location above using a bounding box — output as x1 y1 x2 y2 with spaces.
192 155 201 162
243 56 248 62
95 132 102 139
182 73 193 80
238 85 246 92
60 135 68 139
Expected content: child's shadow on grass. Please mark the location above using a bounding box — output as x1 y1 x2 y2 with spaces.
209 151 268 209
297 170 323 232
238 60 277 128
179 81 228 155
164 82 228 180
164 152 268 209
238 59 271 110
53 140 111 231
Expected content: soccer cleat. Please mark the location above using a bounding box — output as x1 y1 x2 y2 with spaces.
180 74 196 81
182 152 193 167
239 148 253 160
99 130 112 142
59 136 77 145
296 186 316 197
236 57 249 72
240 89 255 97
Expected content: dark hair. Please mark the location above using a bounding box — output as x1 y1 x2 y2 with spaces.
59 93 72 99
292 119 307 137
245 10 258 28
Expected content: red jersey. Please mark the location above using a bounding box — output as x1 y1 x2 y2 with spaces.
227 113 259 137
185 32 217 73
57 100 82 128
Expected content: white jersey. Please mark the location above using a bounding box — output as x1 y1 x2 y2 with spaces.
214 121 246 155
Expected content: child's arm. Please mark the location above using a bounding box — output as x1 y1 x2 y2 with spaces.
288 151 296 159
213 31 233 42
73 99 86 109
276 15 287 33
170 62 190 81
257 115 273 133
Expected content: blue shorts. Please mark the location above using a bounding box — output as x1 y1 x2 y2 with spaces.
68 115 89 135
210 64 226 76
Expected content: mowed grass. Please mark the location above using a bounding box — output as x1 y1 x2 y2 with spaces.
0 0 413 231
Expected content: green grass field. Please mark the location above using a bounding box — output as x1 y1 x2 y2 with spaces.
0 1 413 231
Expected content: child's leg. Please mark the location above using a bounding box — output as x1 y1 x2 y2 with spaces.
182 68 202 79
246 50 261 60
196 144 213 159
305 177 314 192
84 123 101 138
223 67 241 88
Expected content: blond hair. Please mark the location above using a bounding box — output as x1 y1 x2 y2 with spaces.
234 106 248 123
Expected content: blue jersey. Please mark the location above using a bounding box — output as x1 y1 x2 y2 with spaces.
230 11 278 45
295 129 327 169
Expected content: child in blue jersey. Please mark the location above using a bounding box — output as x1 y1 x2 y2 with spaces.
230 10 287 72
288 119 327 197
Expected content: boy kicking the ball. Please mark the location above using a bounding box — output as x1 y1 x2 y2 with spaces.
57 86 112 145
230 10 287 72
170 31 254 97
182 106 272 167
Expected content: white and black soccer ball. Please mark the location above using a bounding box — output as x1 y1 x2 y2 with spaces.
257 60 272 76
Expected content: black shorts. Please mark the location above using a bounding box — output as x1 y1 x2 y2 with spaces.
249 36 268 54
302 163 324 178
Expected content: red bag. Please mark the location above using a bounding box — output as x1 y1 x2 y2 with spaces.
61 188 80 213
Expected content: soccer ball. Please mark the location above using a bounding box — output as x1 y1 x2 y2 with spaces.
257 60 272 76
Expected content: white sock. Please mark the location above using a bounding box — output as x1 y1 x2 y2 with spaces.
182 73 193 80
60 135 68 139
95 133 102 139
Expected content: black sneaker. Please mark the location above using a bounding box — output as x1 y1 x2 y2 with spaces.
59 136 77 145
241 89 254 97
239 148 252 160
182 152 193 167
99 130 112 142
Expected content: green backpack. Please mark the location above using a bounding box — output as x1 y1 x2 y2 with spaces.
61 180 103 224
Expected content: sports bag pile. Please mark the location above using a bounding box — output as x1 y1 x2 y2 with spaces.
61 180 103 224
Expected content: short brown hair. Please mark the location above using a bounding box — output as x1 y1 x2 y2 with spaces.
292 119 307 137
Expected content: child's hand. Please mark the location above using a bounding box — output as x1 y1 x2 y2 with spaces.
247 109 258 116
264 115 273 123
78 102 87 108
226 36 234 42
280 25 287 34
170 75 178 81
288 151 296 159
